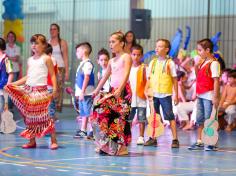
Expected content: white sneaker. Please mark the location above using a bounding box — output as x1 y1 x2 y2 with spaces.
136 136 145 145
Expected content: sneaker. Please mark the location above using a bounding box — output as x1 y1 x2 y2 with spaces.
205 145 218 151
144 138 157 146
136 136 145 145
74 130 87 138
188 142 204 150
171 139 180 148
87 131 94 140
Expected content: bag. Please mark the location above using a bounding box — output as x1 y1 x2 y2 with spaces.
202 107 219 145
0 110 16 134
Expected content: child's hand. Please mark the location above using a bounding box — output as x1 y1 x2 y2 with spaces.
173 95 179 105
114 88 122 99
52 90 58 99
4 103 8 111
79 92 84 101
212 97 220 108
92 89 99 98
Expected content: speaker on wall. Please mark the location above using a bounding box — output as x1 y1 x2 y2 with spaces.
131 9 151 39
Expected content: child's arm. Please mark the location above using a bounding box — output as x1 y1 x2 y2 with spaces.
46 56 57 98
80 74 90 100
113 54 132 98
178 83 186 102
219 86 227 108
93 61 111 96
212 77 220 108
172 77 179 105
7 72 14 84
11 76 27 86
61 40 69 81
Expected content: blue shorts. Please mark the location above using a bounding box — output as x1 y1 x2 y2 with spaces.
196 97 213 125
128 107 147 123
153 96 175 121
77 96 93 117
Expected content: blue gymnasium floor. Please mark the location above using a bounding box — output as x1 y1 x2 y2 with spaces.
1 107 236 176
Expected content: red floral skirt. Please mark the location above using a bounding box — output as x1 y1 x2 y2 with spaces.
91 84 132 155
5 84 55 139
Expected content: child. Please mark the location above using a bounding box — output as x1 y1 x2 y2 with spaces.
0 38 14 113
188 38 220 151
219 69 236 132
5 34 58 149
144 39 179 148
92 31 132 155
45 43 58 122
128 44 147 145
74 42 95 138
97 48 110 92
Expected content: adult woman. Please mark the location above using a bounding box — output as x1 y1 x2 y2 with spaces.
124 30 137 54
5 31 21 110
49 23 69 112
92 31 132 155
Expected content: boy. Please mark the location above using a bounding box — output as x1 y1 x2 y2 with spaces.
188 38 220 151
144 39 179 148
219 70 236 132
128 44 147 145
0 38 13 113
74 42 95 138
45 43 58 122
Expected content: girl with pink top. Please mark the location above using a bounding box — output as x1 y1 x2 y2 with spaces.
92 31 132 155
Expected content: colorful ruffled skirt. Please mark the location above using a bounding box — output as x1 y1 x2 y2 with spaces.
91 84 132 155
5 84 55 139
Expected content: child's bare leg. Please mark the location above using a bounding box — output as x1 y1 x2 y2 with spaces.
169 120 178 139
81 117 88 132
139 122 145 137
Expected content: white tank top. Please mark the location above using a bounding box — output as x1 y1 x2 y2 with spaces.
26 54 48 86
51 44 65 67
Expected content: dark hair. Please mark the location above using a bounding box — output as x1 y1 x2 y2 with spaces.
50 23 62 54
45 43 53 55
197 38 214 53
125 30 137 46
7 31 17 42
222 68 232 74
0 38 6 50
228 69 236 78
97 48 110 60
75 42 92 55
131 44 143 55
177 70 186 81
156 39 171 54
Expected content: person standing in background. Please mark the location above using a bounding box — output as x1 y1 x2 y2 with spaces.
49 23 69 112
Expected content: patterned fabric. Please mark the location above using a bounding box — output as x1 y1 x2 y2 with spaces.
5 84 55 139
91 84 132 155
56 67 65 112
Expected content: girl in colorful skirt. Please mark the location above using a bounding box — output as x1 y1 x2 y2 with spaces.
5 34 58 150
92 31 132 155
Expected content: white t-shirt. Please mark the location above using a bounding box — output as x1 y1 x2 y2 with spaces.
197 60 220 100
147 58 177 98
75 59 94 96
5 43 21 72
99 68 110 93
129 66 147 108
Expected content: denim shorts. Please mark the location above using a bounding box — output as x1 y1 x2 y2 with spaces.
77 96 93 117
128 107 147 123
153 96 175 121
196 97 213 125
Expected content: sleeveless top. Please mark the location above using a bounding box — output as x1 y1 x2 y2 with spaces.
51 43 65 68
110 55 125 89
26 54 48 86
